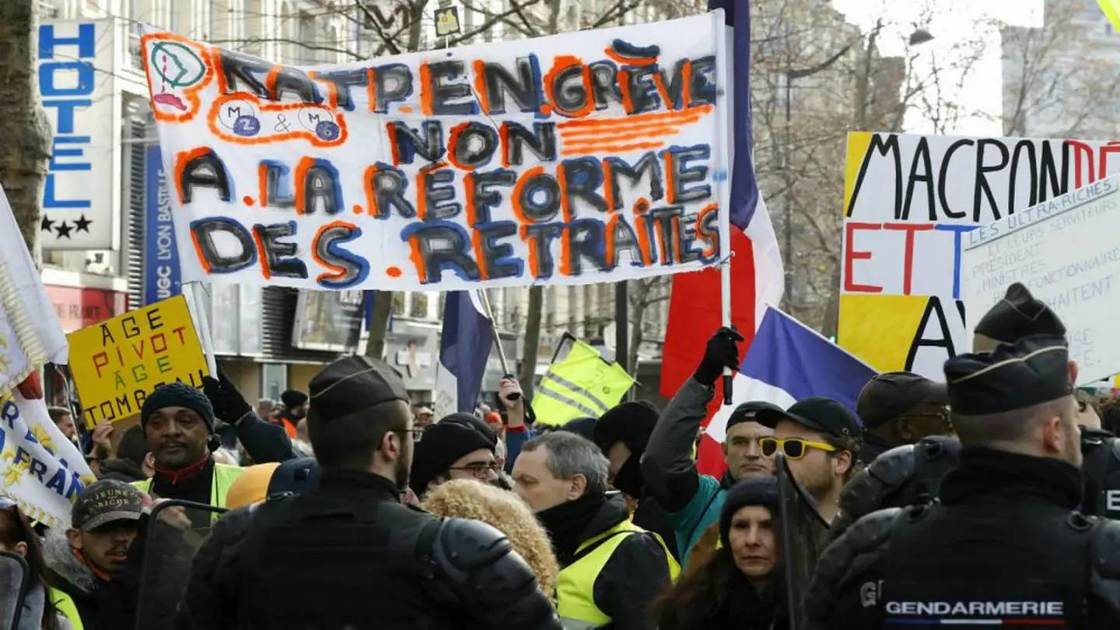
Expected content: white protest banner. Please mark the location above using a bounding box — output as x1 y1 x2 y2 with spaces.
0 392 96 528
0 186 69 397
141 13 731 292
839 132 1120 378
962 177 1120 384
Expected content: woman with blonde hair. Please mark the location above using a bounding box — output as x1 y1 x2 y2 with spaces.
422 479 559 598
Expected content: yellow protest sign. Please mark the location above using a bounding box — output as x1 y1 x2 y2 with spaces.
68 295 208 428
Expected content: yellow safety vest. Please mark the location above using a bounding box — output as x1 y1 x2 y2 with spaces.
534 339 634 426
132 462 244 509
50 587 83 630
556 519 680 629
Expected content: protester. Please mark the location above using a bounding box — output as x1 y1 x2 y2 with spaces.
291 418 314 458
498 377 533 473
47 407 77 446
594 400 679 560
96 424 151 483
512 431 677 629
183 356 559 629
1101 399 1120 435
855 372 951 462
1075 390 1103 431
44 480 145 630
755 398 861 523
409 413 502 498
0 499 67 630
414 405 434 429
655 477 786 630
423 479 560 598
277 389 308 438
643 328 779 565
132 382 244 510
255 398 276 422
804 335 1120 628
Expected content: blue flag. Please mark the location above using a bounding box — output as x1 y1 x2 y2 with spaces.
707 306 878 441
435 290 495 414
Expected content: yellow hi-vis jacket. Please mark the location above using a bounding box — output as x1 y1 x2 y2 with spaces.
132 462 244 509
534 339 634 426
51 588 83 630
556 519 680 629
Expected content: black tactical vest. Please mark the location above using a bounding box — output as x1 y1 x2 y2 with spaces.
879 499 1095 629
236 490 457 630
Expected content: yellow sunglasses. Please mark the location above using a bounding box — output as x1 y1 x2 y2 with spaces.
759 437 837 460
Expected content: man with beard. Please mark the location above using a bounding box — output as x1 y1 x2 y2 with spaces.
133 382 245 510
643 328 780 565
804 335 1120 629
755 398 862 523
182 356 559 629
276 389 308 438
512 431 677 630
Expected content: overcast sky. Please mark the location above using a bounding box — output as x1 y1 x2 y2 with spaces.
831 0 1047 135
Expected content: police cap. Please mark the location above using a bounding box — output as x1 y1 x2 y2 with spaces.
945 334 1071 416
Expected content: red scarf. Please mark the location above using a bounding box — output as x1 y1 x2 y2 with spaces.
153 452 211 485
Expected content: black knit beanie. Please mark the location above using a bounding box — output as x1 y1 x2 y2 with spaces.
409 414 496 496
719 477 780 550
140 382 215 433
594 401 658 455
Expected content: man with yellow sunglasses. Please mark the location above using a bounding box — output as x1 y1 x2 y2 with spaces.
756 398 863 523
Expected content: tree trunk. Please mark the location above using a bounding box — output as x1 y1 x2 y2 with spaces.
517 285 543 401
364 291 394 360
407 0 428 51
0 0 52 260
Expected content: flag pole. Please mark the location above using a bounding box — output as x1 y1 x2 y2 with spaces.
474 288 512 376
715 8 735 407
183 282 218 377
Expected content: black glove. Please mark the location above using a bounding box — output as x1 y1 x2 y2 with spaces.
693 327 743 386
202 372 252 424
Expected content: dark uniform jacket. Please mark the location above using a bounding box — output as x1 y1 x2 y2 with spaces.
181 469 560 630
805 447 1120 630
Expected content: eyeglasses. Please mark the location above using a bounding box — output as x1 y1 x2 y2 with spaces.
448 461 500 478
759 437 837 460
395 429 424 443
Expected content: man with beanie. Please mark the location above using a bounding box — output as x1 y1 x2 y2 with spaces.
277 389 309 438
594 401 680 560
804 335 1120 629
133 381 244 510
410 412 502 498
856 372 952 462
182 356 559 630
513 431 677 630
642 327 781 565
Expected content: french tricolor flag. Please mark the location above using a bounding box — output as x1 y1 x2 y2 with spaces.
706 307 877 442
660 0 784 470
434 290 495 415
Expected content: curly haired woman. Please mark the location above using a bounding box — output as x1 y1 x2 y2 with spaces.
422 479 559 599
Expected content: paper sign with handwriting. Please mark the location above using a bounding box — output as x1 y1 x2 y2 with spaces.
140 13 731 291
67 295 208 427
963 177 1120 384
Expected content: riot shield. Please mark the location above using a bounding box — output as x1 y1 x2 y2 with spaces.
0 550 31 629
776 453 830 630
135 500 226 630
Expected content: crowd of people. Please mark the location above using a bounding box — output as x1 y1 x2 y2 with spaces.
5 281 1120 629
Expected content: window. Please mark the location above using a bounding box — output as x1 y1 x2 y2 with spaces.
410 293 429 318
